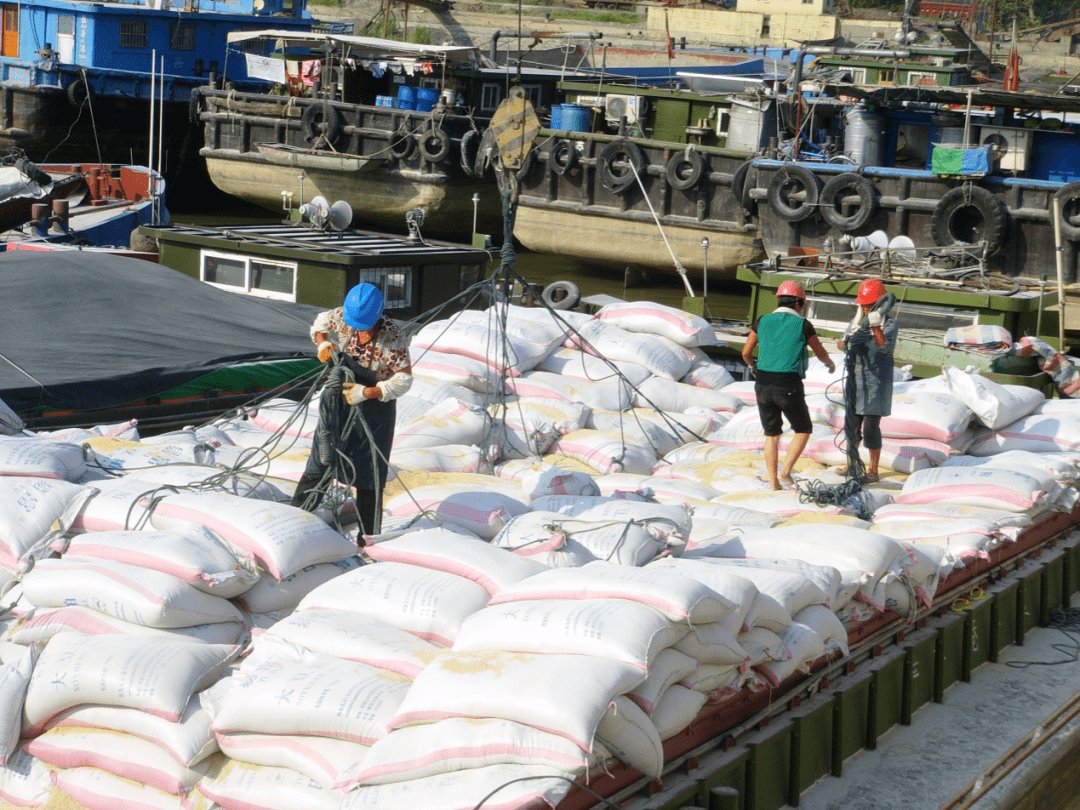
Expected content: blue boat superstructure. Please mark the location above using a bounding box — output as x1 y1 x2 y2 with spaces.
0 0 349 202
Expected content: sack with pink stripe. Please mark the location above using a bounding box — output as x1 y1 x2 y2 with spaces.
20 557 246 628
392 398 491 451
593 301 719 347
411 349 502 394
338 717 593 789
895 466 1059 513
832 392 973 445
410 316 551 376
382 483 530 540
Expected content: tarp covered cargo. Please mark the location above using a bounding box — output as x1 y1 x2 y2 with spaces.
0 251 322 413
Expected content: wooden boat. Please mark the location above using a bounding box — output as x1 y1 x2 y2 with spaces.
744 51 1080 283
195 31 574 240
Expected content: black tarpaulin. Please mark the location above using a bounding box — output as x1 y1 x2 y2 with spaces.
0 251 325 413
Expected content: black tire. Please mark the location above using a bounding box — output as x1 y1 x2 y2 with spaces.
66 79 93 109
460 129 482 178
389 122 415 160
930 185 1008 256
473 128 498 178
15 157 51 187
598 139 646 194
188 88 204 125
1053 181 1080 242
958 270 1020 295
548 138 579 176
542 280 581 310
819 172 877 232
731 159 754 213
418 128 451 163
666 149 705 191
766 164 821 223
301 102 342 145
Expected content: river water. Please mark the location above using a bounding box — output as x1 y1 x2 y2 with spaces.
173 204 753 322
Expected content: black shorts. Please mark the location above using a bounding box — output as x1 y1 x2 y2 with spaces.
755 376 813 436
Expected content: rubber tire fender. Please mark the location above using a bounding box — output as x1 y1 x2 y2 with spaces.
15 156 51 187
731 159 755 213
301 102 342 145
388 121 416 160
418 127 451 163
515 147 537 182
541 280 581 310
1053 181 1080 242
930 185 1008 256
66 79 93 109
666 148 705 191
188 87 204 125
548 138 579 176
460 129 482 178
598 139 646 194
819 171 877 232
766 164 821 223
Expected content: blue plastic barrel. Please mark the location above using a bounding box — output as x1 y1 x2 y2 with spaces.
550 104 564 130
416 87 439 112
396 85 417 110
561 104 590 132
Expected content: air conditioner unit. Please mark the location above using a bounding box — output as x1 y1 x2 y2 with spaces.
604 94 645 125
980 125 1033 173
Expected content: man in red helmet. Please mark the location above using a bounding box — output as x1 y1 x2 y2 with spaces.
837 278 898 482
742 280 835 490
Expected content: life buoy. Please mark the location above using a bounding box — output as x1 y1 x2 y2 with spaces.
418 127 451 163
665 148 705 191
731 159 755 213
388 122 415 160
301 102 342 145
819 172 877 232
766 164 821 223
1053 181 1080 242
598 139 645 194
460 129 482 178
542 280 580 310
930 185 1008 256
66 79 93 109
548 138 579 176
14 156 51 187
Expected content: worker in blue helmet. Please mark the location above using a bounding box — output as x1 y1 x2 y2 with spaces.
291 282 413 539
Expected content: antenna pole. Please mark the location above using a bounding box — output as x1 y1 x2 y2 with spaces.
157 54 165 225
148 49 156 215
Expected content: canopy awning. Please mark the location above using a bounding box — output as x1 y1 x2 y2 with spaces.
226 29 481 63
823 82 1080 115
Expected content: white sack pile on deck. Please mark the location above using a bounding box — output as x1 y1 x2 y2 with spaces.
0 300 1079 810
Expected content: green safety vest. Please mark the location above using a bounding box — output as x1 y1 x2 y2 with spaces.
756 310 808 377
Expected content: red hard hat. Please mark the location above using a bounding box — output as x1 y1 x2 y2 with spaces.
775 280 806 300
855 278 886 305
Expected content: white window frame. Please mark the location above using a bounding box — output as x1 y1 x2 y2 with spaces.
481 83 501 112
200 250 297 301
907 71 939 86
358 266 412 310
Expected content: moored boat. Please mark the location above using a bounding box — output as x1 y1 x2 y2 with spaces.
745 62 1080 282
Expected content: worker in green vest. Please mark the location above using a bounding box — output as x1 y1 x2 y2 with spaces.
741 281 835 490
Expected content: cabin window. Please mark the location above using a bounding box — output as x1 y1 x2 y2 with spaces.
57 15 74 36
201 251 297 301
358 267 411 310
119 21 147 49
481 83 501 112
907 71 938 86
761 15 770 36
877 68 895 84
523 83 542 108
170 24 196 51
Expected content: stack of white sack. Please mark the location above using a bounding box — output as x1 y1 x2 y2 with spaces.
18 631 238 806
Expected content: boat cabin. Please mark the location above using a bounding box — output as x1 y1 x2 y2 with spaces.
140 221 490 320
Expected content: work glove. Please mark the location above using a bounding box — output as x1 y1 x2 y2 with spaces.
317 341 335 363
867 309 885 329
342 382 381 405
826 360 836 375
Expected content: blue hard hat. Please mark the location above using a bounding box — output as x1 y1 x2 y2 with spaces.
342 283 384 330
